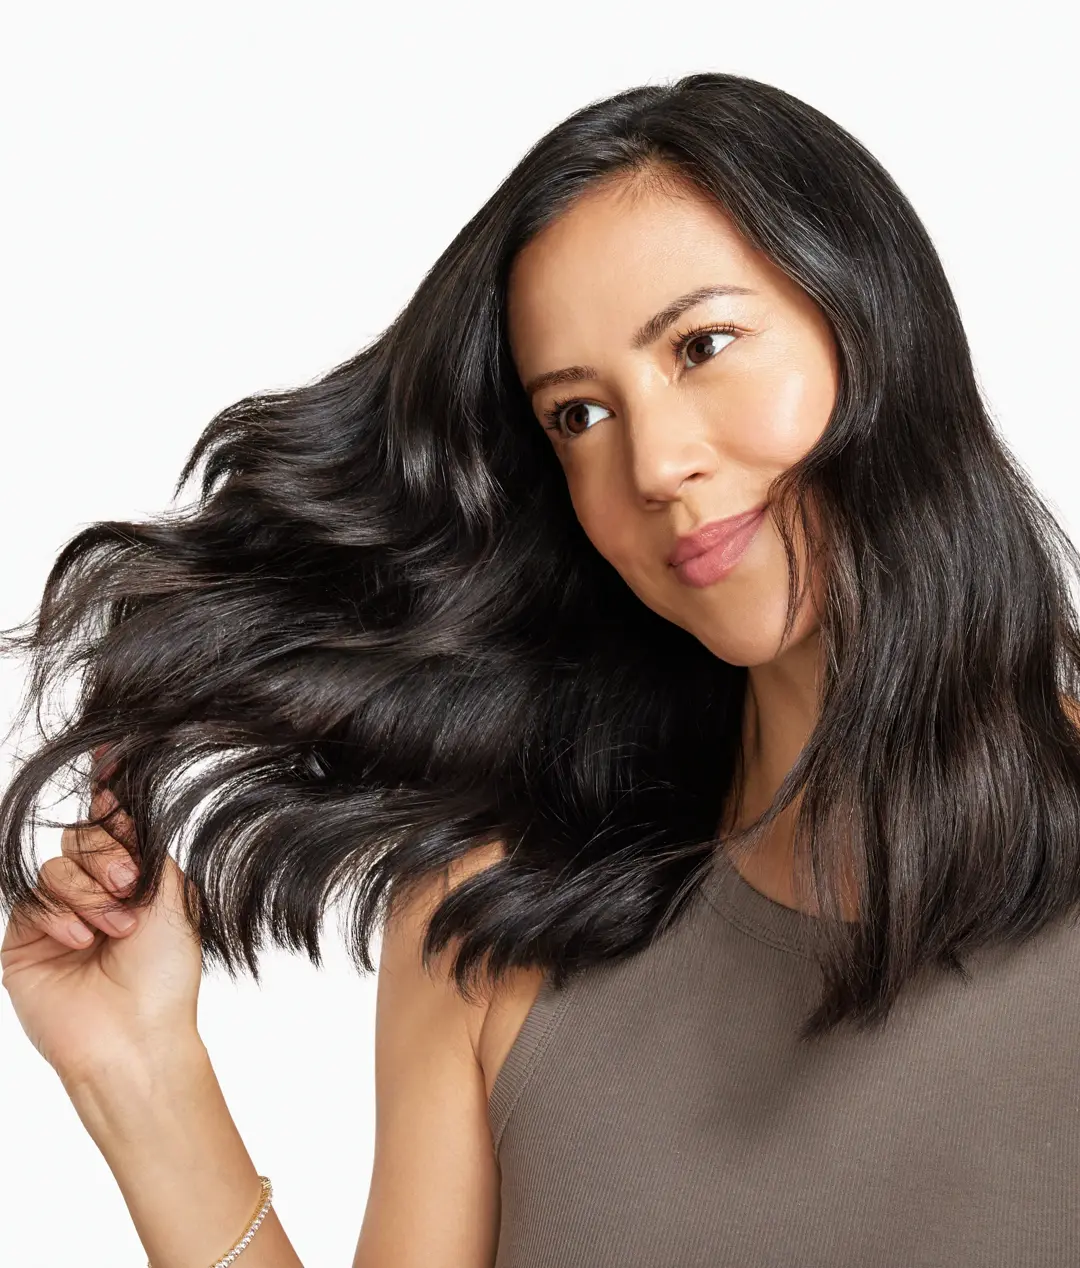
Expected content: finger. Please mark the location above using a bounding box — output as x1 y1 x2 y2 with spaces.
3 896 92 955
88 788 137 852
38 854 140 941
89 779 114 821
61 821 140 900
91 786 139 858
90 742 118 784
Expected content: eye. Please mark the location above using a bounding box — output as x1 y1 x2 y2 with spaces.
541 398 613 439
540 321 741 441
671 321 740 369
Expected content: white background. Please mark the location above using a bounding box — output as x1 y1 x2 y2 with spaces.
0 3 1075 1263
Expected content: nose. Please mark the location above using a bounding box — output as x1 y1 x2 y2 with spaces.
626 396 719 505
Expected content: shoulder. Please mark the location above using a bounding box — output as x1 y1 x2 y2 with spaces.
384 840 508 949
381 841 510 1055
381 842 551 1095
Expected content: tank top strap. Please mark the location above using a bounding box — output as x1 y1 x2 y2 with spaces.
487 973 575 1153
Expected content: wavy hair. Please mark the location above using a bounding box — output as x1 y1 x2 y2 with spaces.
4 71 1080 1041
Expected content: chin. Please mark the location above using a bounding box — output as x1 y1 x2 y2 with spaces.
689 602 821 668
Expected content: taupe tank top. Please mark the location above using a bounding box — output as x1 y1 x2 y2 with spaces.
487 845 1080 1266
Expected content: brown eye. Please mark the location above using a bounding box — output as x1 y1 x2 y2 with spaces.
564 403 592 436
543 399 613 439
681 330 734 368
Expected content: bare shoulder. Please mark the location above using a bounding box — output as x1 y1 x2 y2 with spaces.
381 840 511 1052
383 841 549 1087
433 844 550 1100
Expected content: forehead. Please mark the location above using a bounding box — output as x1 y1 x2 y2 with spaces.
506 175 772 361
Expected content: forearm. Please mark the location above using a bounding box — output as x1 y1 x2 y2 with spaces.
64 1035 304 1268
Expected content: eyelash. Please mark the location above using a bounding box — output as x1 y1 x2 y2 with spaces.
541 320 741 438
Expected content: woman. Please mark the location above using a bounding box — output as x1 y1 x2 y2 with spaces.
3 71 1080 1267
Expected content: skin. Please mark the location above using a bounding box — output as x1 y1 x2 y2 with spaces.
507 166 840 911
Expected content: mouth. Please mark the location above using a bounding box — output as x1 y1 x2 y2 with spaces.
668 502 769 588
667 502 769 567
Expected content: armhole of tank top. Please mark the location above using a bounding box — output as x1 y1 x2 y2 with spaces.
487 972 575 1155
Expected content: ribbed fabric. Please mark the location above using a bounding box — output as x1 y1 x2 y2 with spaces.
487 845 1080 1266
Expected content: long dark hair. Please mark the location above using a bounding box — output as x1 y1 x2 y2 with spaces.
4 71 1080 1041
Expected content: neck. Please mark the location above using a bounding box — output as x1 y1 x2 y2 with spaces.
721 629 842 915
739 628 823 814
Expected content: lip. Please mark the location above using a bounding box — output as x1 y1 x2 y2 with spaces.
668 503 769 588
668 502 769 567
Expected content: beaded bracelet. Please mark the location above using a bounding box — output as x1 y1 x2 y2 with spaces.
147 1175 273 1268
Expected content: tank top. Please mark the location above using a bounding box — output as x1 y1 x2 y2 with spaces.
487 844 1080 1266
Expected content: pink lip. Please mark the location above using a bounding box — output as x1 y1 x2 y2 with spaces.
668 503 768 588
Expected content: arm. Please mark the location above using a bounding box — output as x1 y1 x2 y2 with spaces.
72 845 506 1268
0 772 304 1268
352 847 505 1268
3 770 501 1267
65 1035 304 1268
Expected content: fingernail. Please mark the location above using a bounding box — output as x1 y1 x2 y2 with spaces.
68 920 94 944
107 861 137 891
105 908 137 934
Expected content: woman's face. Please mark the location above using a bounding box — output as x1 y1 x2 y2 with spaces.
506 172 838 667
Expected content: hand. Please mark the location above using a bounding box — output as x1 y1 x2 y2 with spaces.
1 761 204 1091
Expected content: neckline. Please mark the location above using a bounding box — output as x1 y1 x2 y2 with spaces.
700 844 824 959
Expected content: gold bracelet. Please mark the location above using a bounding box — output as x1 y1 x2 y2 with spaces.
147 1175 273 1268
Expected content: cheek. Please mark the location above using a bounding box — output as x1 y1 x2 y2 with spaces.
565 472 628 563
564 468 661 605
721 352 836 469
564 469 690 618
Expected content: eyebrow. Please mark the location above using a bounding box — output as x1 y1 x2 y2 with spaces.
521 282 756 399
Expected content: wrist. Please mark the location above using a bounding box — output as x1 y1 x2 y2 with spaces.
56 1033 296 1265
61 1030 211 1130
